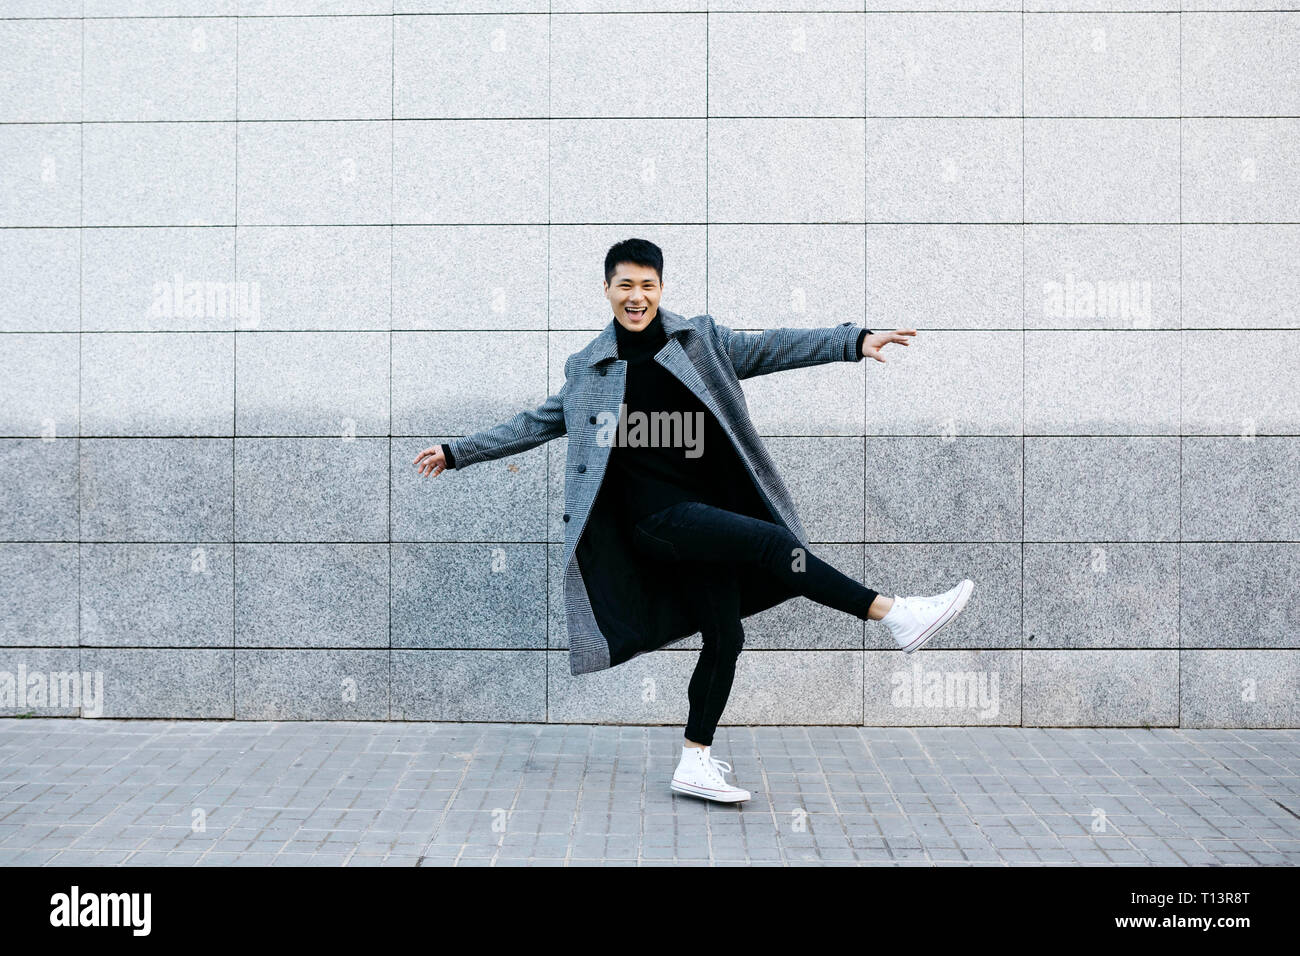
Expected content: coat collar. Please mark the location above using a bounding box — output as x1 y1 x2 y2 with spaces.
581 307 692 367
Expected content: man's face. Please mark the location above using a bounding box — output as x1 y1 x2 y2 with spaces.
605 263 663 331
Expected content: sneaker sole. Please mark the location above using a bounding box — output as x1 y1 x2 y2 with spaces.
670 779 750 803
902 579 974 654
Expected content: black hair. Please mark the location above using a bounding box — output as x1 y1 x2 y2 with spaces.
604 238 663 286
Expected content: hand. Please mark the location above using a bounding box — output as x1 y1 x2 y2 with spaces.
413 444 448 477
862 328 916 363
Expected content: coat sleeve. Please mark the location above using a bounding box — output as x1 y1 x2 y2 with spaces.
443 376 570 470
707 316 871 380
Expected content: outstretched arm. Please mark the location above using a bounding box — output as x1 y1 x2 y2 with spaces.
709 317 872 380
437 377 570 471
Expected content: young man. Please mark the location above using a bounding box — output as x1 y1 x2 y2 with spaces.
414 238 974 804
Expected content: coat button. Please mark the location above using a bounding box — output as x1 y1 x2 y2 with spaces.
577 464 586 473
600 368 607 376
562 513 570 522
588 415 596 424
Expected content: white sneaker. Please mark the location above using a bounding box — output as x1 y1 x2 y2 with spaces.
671 746 751 803
881 579 974 653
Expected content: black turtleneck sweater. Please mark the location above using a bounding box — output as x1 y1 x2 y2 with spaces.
602 309 752 527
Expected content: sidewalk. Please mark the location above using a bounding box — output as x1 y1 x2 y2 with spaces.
0 720 1295 866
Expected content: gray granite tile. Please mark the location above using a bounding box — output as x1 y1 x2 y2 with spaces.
1182 438 1300 541
82 226 237 332
863 437 1021 542
82 333 234 436
1182 225 1300 330
0 228 80 333
394 119 545 224
397 13 547 118
1025 224 1178 331
867 12 1020 116
1023 650 1178 726
236 543 387 648
238 225 389 332
866 118 1019 222
0 543 78 647
83 122 235 227
81 438 233 542
1181 544 1300 649
1026 331 1179 434
234 437 386 542
1024 543 1178 648
0 19 81 123
866 649 1020 725
235 649 389 719
82 543 234 647
1025 437 1179 542
1180 650 1300 728
235 331 389 436
238 14 389 120
391 650 545 721
0 124 80 227
79 648 233 718
0 333 78 437
1025 12 1178 116
391 542 544 650
1183 119 1300 223
398 438 547 543
83 16 235 121
238 121 390 226
870 224 1021 332
710 12 861 116
1025 118 1178 223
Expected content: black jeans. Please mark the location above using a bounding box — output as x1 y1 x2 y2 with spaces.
631 500 880 747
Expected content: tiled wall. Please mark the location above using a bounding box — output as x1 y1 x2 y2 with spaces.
1 2 1297 727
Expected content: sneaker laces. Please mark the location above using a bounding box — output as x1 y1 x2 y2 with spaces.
692 750 732 785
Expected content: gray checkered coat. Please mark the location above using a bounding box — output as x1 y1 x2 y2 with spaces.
446 307 869 675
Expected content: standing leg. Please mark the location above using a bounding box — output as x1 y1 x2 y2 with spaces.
682 560 744 748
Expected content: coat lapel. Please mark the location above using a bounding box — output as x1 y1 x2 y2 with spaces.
582 308 727 431
581 307 694 369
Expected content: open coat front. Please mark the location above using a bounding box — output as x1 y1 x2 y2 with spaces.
446 308 869 676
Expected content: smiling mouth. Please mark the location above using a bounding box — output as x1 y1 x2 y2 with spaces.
627 307 646 317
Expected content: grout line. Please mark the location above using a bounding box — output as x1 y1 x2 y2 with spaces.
545 0 552 726
232 11 239 718
9 8 1300 18
1177 2 1183 728
8 221 1300 228
1020 0 1026 727
13 113 1300 122
389 3 395 722
76 7 84 715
